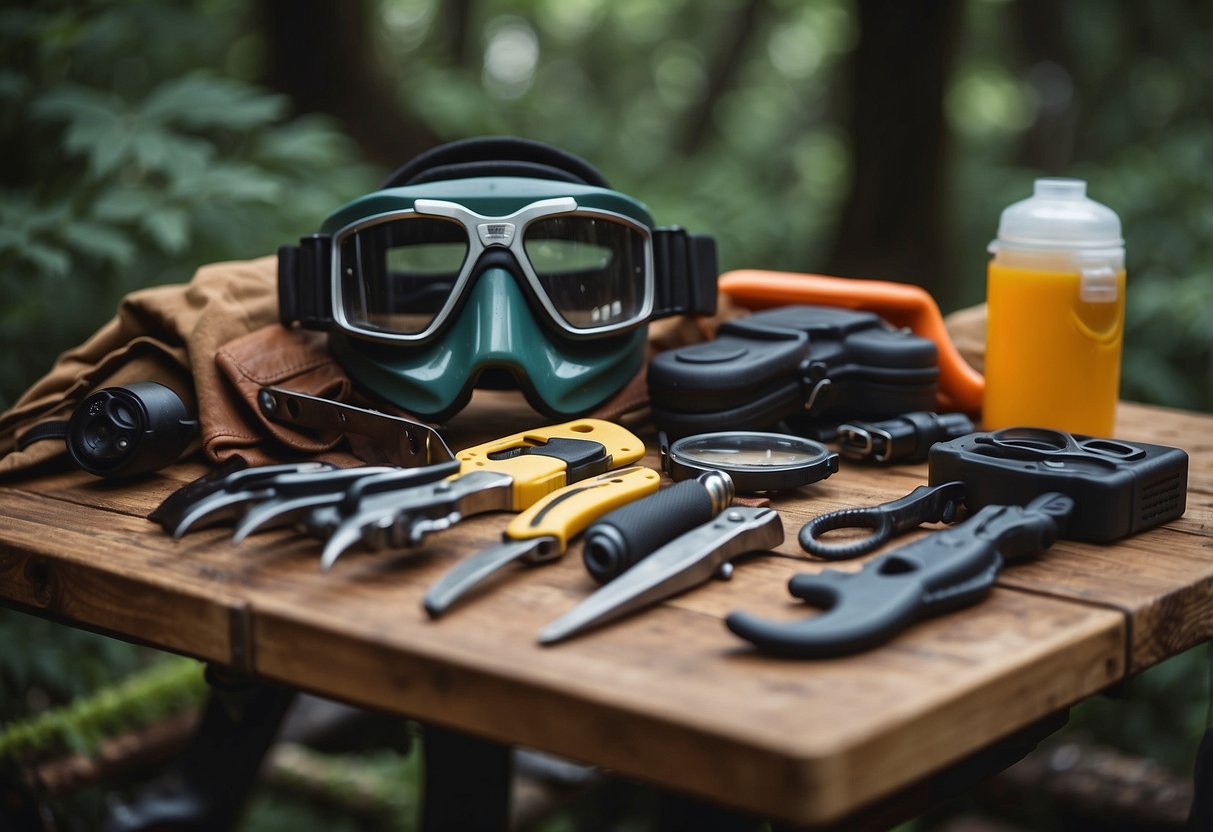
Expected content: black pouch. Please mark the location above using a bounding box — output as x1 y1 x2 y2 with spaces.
648 305 938 438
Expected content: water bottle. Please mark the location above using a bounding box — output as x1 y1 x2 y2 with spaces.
983 178 1125 436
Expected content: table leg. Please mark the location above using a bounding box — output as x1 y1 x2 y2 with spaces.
421 722 512 832
102 665 295 832
1189 728 1212 831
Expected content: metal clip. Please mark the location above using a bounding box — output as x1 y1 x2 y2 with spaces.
837 412 975 464
257 386 454 468
798 481 967 560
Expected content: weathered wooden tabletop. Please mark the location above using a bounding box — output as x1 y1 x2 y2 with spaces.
1 397 1210 827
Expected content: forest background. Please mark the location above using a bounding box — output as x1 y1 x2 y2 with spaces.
1 1 1210 830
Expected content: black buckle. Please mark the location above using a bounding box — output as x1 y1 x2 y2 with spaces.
837 411 975 464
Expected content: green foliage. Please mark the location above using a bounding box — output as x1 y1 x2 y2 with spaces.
1115 124 1213 410
0 653 205 764
0 609 157 724
240 745 423 832
238 796 371 832
0 1 377 411
376 0 855 276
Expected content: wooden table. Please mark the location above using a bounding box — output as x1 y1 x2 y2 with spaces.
1 397 1210 828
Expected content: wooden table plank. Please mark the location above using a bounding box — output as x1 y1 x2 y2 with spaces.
0 488 241 664
242 537 1123 825
0 458 1125 825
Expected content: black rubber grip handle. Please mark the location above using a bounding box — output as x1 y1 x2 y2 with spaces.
582 479 717 584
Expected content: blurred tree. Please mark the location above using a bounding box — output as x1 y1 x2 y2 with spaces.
1009 0 1076 172
826 0 963 305
674 0 769 157
257 0 442 167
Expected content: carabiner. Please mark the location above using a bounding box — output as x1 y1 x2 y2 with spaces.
798 481 967 560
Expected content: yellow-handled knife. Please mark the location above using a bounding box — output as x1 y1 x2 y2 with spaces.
423 466 662 618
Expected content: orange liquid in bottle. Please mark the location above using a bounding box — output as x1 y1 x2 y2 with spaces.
983 263 1125 436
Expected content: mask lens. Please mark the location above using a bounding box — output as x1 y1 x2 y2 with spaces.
339 217 468 335
523 216 647 329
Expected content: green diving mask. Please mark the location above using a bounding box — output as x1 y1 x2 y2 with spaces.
278 137 717 420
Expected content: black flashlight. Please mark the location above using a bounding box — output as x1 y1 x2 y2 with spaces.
65 382 197 478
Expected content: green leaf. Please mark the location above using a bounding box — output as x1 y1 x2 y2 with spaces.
140 206 190 253
0 223 28 252
173 161 282 203
140 73 288 131
254 116 355 167
128 125 214 173
61 220 137 265
20 243 72 277
30 84 124 125
91 186 158 223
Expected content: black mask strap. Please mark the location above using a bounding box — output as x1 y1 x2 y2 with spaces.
381 136 610 189
652 228 718 319
278 235 332 329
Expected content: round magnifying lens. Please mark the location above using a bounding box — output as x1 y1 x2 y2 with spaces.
662 431 839 493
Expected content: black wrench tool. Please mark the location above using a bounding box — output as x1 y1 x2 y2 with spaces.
727 493 1074 658
730 427 1189 657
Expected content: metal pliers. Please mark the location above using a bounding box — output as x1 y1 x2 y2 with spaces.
151 387 461 539
315 420 645 569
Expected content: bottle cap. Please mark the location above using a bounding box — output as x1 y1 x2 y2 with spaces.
990 178 1123 253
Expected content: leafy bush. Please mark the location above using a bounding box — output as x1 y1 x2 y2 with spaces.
0 1 377 411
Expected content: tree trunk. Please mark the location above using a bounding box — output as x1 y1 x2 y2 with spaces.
256 0 443 170
825 0 962 306
677 0 769 156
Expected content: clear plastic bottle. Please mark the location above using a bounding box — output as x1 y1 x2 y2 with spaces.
983 178 1125 436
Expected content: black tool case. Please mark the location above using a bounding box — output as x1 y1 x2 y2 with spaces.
647 305 939 438
928 429 1189 542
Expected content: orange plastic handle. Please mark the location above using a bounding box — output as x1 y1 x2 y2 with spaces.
717 269 984 414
